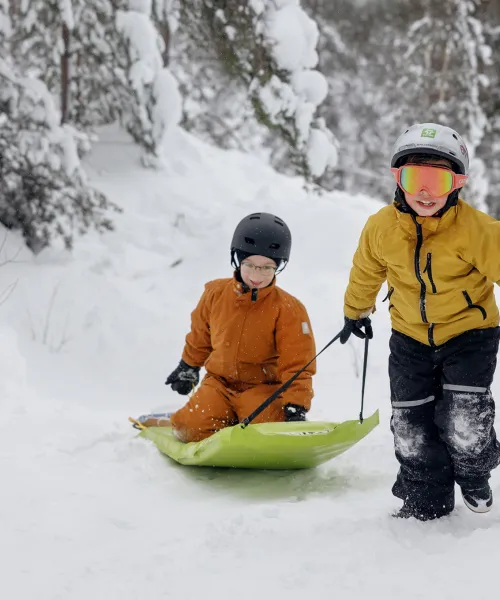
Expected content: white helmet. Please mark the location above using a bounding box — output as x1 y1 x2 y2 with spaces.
391 123 469 175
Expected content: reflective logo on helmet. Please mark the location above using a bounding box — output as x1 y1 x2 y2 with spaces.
421 128 437 138
460 144 468 156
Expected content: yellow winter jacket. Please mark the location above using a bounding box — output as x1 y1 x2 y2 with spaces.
344 199 500 346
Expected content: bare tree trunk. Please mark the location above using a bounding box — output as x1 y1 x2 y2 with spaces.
158 19 171 66
152 3 171 66
8 0 16 17
438 39 451 104
61 22 71 124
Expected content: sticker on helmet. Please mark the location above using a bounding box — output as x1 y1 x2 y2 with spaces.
421 128 437 138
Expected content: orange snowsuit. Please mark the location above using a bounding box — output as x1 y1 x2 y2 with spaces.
170 274 316 442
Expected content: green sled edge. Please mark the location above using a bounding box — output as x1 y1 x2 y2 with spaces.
137 409 379 470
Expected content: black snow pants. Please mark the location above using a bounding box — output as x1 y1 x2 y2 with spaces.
389 327 500 517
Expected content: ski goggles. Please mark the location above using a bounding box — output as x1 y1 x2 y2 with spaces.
391 164 468 197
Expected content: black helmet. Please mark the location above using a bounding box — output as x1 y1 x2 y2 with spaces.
231 212 291 268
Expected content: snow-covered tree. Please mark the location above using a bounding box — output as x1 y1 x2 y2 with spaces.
396 0 492 210
180 0 338 180
299 0 500 205
10 1 182 166
160 1 266 160
0 9 118 254
65 0 127 128
478 5 500 216
151 0 180 65
116 0 182 165
299 0 407 197
10 0 116 126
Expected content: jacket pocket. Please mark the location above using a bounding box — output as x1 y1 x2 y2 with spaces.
382 286 394 303
382 286 394 311
463 290 487 320
423 253 437 294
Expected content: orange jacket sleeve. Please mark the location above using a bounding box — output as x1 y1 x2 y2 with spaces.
181 285 213 367
275 298 316 411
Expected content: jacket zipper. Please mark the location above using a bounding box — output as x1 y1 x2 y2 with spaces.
411 216 436 347
234 292 258 380
462 291 487 320
411 217 428 323
423 253 437 294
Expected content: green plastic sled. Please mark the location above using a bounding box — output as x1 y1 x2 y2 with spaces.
137 410 379 469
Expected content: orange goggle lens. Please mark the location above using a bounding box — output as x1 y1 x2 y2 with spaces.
391 165 468 197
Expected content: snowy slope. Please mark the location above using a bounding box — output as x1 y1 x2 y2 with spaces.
1 126 499 600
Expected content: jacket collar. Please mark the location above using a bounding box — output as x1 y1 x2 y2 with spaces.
393 201 459 238
232 270 276 301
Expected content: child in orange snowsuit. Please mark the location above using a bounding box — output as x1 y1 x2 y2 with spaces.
162 212 316 443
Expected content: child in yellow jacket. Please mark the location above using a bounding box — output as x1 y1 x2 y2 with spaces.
341 122 500 520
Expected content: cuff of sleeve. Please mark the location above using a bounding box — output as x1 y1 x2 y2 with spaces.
181 351 204 369
344 306 375 320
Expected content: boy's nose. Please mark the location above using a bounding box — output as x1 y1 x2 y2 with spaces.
418 188 432 198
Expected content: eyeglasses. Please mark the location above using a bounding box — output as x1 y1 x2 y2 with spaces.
241 261 277 275
391 164 468 197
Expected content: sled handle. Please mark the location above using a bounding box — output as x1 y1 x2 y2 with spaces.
129 417 147 430
240 330 343 429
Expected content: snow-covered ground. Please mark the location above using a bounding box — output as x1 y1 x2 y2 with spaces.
2 126 499 600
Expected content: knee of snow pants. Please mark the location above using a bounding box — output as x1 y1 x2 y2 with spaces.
435 386 496 456
170 376 286 443
435 327 500 484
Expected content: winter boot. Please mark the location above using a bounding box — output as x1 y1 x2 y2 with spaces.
393 491 455 521
133 412 173 429
393 503 449 521
461 485 493 513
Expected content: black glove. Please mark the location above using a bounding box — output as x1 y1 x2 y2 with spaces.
339 316 373 345
165 360 200 395
284 404 307 422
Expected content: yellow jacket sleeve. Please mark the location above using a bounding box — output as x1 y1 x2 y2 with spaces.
181 286 213 367
344 216 387 320
275 299 316 411
463 215 500 285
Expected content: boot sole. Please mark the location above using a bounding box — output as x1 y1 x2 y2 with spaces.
462 494 492 514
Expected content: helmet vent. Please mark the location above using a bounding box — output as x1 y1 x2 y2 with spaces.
452 134 458 140
269 243 280 250
274 218 284 226
244 236 256 245
249 214 260 220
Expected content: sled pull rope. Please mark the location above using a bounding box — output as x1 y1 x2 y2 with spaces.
240 330 343 429
359 336 369 424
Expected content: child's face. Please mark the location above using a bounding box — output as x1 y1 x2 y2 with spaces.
402 158 454 217
240 255 278 289
404 187 449 217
